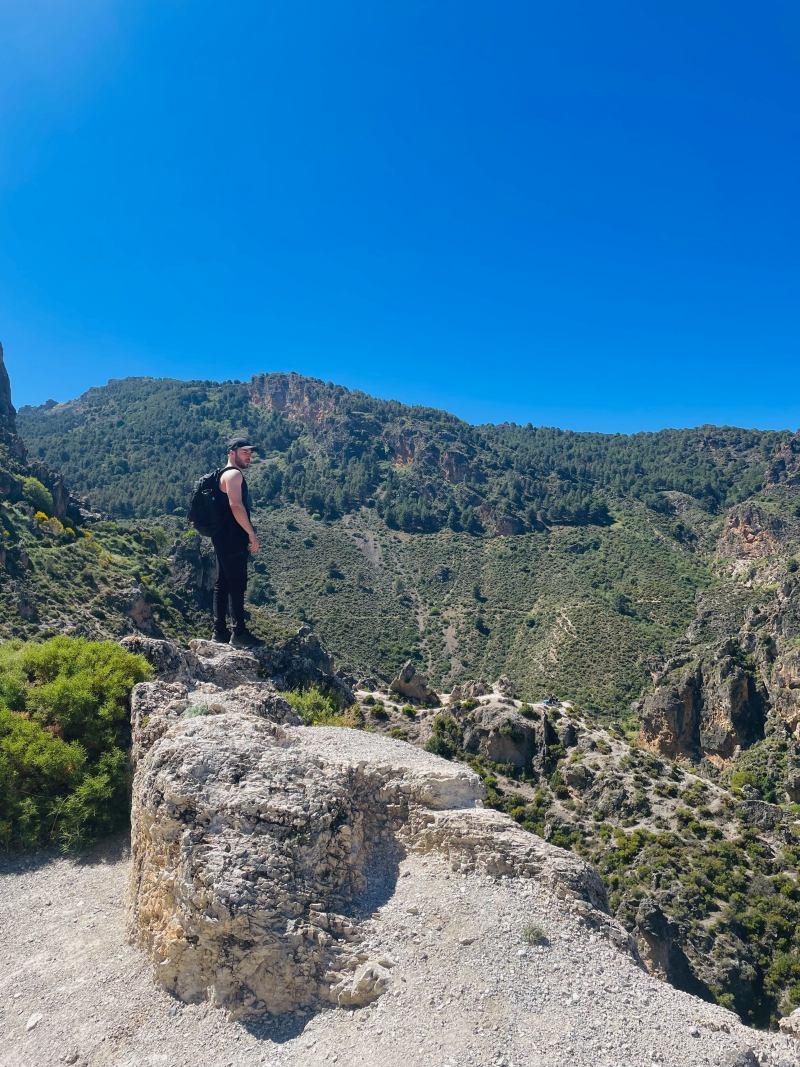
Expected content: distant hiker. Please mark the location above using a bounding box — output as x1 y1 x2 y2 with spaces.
211 436 264 648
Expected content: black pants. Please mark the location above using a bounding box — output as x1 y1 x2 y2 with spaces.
212 541 248 635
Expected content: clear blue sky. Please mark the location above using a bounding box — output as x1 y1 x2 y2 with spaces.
1 1 798 432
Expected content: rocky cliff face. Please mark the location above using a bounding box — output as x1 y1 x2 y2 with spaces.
639 645 767 764
249 371 342 428
748 581 800 742
639 575 800 790
0 342 27 467
638 492 800 787
0 342 16 435
719 505 787 565
248 370 483 492
0 344 75 520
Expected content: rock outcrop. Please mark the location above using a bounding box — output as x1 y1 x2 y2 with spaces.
122 641 800 1063
389 660 439 706
639 645 767 763
0 342 27 467
0 342 18 441
249 371 340 429
457 700 566 773
0 343 80 521
780 1006 800 1038
718 505 787 566
449 678 491 700
127 642 621 1020
261 624 355 701
121 627 354 703
460 701 539 769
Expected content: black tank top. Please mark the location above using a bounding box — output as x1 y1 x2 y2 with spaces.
216 466 250 549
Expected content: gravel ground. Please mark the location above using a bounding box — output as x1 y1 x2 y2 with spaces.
2 835 799 1067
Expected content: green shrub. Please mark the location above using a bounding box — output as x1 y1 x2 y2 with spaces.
56 747 130 852
182 704 211 719
21 477 54 515
521 923 549 946
284 685 346 725
727 735 788 803
424 714 464 760
2 637 151 756
0 636 151 851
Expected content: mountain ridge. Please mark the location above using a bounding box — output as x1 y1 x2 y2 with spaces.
14 368 800 712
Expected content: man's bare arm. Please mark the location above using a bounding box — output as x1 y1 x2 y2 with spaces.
220 470 260 553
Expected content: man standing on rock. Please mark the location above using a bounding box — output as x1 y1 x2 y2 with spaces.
212 437 264 648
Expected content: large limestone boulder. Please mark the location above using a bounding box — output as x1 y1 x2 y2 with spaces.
122 634 263 687
187 638 263 687
120 636 196 681
127 645 617 1021
129 675 300 767
128 713 482 1016
121 629 354 702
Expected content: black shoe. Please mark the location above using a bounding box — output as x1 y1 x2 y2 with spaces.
229 630 265 649
211 628 232 643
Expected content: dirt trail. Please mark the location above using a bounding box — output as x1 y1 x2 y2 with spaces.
1 836 799 1067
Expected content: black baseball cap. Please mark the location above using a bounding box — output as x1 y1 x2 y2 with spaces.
226 436 255 451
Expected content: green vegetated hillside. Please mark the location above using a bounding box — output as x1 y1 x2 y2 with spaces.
18 372 787 530
16 370 800 712
249 504 710 711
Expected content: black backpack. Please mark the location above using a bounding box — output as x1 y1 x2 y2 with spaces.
188 467 232 538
